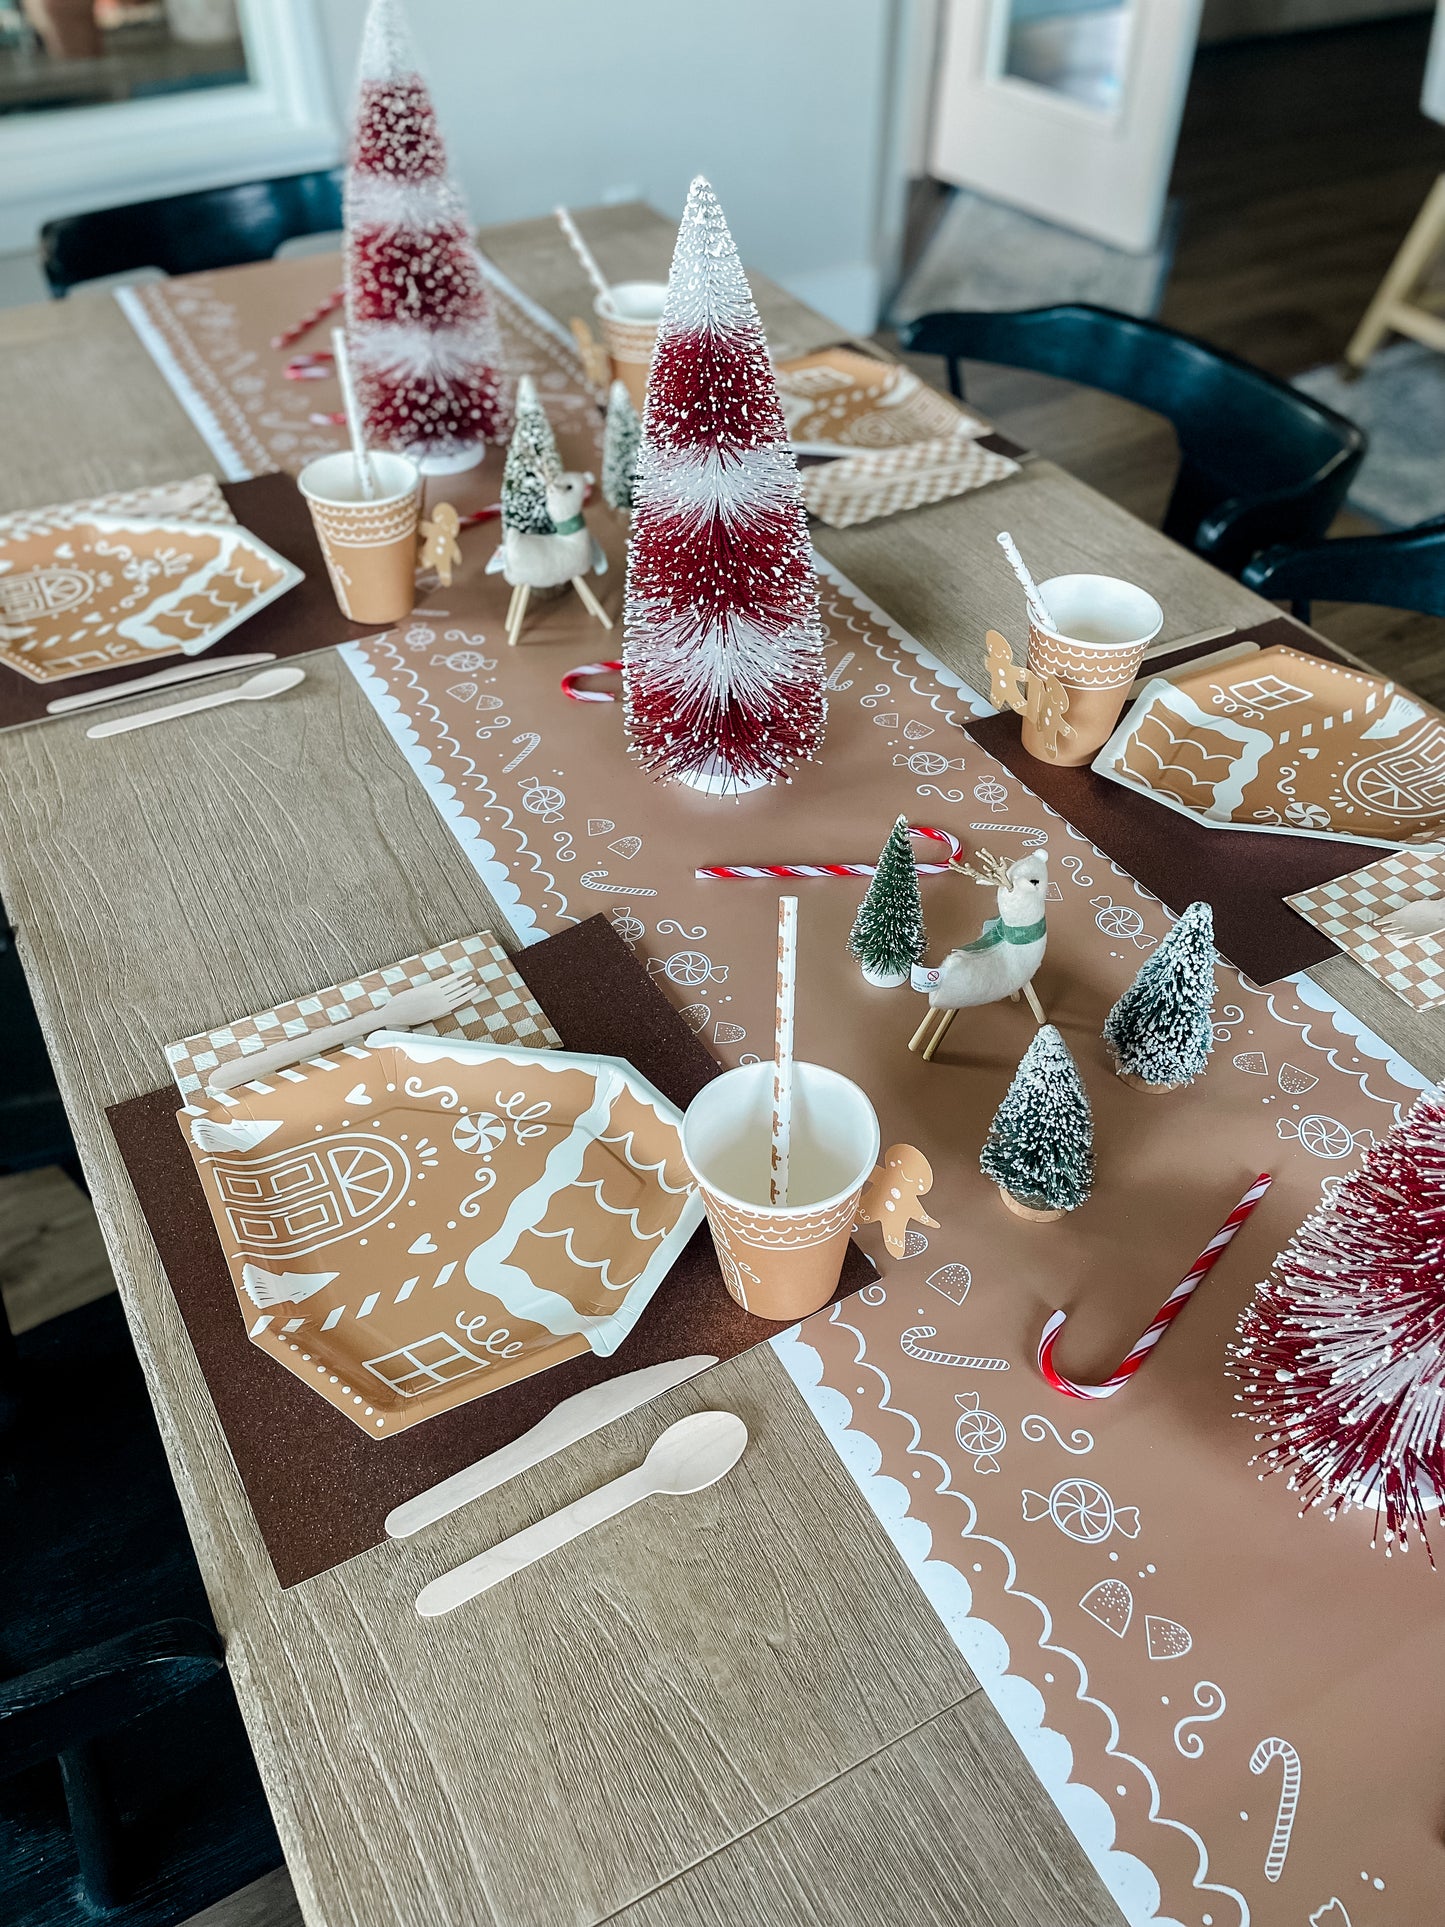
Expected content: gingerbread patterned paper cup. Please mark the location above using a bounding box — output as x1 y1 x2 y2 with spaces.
1023 573 1163 767
298 450 421 625
594 282 666 412
681 1061 879 1323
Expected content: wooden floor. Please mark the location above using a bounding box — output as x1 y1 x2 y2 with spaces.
4 18 1443 1927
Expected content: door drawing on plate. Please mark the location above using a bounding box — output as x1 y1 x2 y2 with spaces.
211 1134 412 1257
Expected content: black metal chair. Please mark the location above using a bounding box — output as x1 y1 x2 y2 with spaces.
1243 515 1445 625
40 167 343 297
1 918 80 1186
0 1293 282 1922
899 304 1366 578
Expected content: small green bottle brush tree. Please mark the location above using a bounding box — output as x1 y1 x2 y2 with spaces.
848 815 926 987
980 1024 1094 1222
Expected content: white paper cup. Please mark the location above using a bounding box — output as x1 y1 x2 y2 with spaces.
298 451 421 625
682 1061 880 1322
1023 573 1164 766
595 281 667 411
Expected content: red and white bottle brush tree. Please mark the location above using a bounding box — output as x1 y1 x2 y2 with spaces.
344 0 509 473
623 176 825 795
1230 1079 1445 1557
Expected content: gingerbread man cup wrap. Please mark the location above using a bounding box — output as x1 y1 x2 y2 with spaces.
682 1061 879 1323
1022 574 1162 767
858 1144 940 1257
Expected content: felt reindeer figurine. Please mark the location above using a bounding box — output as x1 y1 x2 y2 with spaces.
486 470 612 647
908 848 1049 1062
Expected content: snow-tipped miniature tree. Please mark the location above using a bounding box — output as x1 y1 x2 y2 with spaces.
1103 899 1217 1090
601 379 641 513
980 1025 1094 1219
622 176 825 795
501 375 562 534
344 0 508 471
848 815 925 987
1230 1080 1445 1558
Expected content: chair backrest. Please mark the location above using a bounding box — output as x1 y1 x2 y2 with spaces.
40 168 344 297
901 305 1365 571
1243 516 1445 622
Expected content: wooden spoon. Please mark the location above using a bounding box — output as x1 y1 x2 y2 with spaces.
85 665 305 738
414 1410 748 1617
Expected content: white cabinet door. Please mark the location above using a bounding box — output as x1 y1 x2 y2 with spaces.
929 0 1203 254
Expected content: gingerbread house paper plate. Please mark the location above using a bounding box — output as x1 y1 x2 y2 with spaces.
0 514 302 683
774 346 988 455
1093 645 1445 849
180 1032 703 1436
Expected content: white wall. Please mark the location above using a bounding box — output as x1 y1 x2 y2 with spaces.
313 0 918 333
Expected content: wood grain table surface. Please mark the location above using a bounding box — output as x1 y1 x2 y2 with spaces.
0 204 1438 1927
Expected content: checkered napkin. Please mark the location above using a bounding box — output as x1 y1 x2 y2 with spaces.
0 475 232 543
165 931 560 1098
1287 850 1445 1011
800 435 1019 529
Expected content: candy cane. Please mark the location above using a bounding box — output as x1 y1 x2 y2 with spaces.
697 824 966 881
901 1326 1009 1371
308 410 347 428
1249 1737 1301 1882
271 285 345 352
1037 1174 1271 1400
561 659 623 702
285 351 335 381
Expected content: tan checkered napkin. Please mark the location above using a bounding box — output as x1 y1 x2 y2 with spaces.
1287 848 1445 1011
165 931 559 1098
800 434 1019 529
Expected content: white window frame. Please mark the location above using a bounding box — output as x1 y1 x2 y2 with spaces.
0 0 341 257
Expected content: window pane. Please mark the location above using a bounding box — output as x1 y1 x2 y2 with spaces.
0 1 249 119
1001 0 1133 113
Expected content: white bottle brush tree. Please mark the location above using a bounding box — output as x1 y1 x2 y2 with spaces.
601 380 641 513
1230 1080 1445 1558
1102 899 1217 1089
848 815 925 987
980 1025 1094 1218
501 374 563 535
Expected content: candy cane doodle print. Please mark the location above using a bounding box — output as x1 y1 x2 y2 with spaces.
502 733 540 772
1173 1682 1226 1759
972 820 1048 848
954 1391 1007 1472
901 1325 1009 1371
581 870 657 896
1249 1736 1302 1881
1022 1478 1140 1543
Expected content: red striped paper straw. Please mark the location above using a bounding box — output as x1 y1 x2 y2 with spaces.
271 285 345 352
697 823 965 880
561 659 623 702
285 351 335 381
1037 1172 1272 1400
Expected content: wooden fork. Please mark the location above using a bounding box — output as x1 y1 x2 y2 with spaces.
1373 899 1445 944
206 973 479 1092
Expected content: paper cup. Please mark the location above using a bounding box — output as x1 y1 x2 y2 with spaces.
595 281 666 411
682 1061 880 1323
1023 573 1163 766
298 451 421 625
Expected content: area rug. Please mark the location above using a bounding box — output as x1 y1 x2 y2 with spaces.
1294 340 1445 528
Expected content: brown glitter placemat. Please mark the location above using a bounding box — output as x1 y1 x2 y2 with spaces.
0 471 388 733
108 915 874 1588
966 617 1386 984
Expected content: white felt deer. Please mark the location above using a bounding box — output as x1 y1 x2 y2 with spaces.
908 849 1049 1062
486 470 612 647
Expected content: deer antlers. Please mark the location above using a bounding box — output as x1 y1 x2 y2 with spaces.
950 847 1014 889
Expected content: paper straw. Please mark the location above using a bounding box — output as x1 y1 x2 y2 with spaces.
271 285 345 352
1037 1173 1273 1400
330 326 375 501
770 896 798 1207
285 351 335 381
697 824 966 880
997 530 1055 633
554 205 610 301
560 659 624 703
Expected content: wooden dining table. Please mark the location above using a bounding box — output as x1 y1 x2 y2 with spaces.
0 203 1439 1927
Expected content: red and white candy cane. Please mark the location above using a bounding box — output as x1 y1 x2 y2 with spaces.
1037 1173 1272 1400
696 823 965 881
561 659 623 703
285 351 335 382
271 285 345 353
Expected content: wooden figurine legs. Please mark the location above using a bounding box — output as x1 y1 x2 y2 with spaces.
908 979 1047 1062
506 577 614 648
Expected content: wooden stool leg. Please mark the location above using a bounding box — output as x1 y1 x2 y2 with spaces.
1345 173 1445 371
1022 980 1047 1025
572 575 614 630
507 585 530 648
921 1008 958 1063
